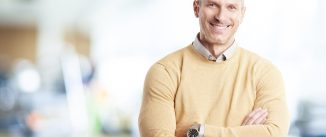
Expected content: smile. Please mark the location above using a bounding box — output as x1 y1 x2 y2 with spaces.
210 23 230 33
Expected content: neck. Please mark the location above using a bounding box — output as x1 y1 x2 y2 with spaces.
198 36 235 58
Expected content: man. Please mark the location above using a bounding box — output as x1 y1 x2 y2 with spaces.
138 0 290 136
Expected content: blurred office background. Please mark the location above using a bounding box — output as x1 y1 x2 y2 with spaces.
0 0 325 137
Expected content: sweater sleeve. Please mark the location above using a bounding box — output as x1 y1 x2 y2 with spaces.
203 63 290 137
138 63 178 137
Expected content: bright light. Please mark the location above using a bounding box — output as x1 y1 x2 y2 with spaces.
17 68 41 93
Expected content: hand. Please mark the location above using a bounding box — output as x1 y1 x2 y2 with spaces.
175 124 192 137
241 108 268 126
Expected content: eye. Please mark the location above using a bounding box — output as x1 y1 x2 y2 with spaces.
207 3 217 8
228 5 237 10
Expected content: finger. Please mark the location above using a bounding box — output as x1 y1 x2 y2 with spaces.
241 108 262 126
244 109 267 125
246 109 267 125
252 111 268 125
254 111 268 125
241 108 261 125
262 118 267 124
247 109 268 125
254 117 267 125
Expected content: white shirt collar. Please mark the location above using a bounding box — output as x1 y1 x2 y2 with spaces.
192 34 237 62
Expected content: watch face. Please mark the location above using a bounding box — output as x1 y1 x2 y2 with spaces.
187 128 199 137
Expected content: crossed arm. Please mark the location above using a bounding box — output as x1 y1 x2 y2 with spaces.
138 64 290 137
174 108 270 137
241 108 268 126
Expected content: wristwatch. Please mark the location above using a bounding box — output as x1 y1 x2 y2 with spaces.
187 124 204 137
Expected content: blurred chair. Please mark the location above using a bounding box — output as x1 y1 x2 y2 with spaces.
0 63 33 137
295 100 326 137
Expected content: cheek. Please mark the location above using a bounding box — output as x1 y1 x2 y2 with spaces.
199 10 215 20
233 19 241 27
199 16 209 26
199 16 213 26
231 14 242 23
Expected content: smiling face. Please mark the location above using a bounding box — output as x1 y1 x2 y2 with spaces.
194 0 245 47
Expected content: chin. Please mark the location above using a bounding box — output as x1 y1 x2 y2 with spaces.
209 37 226 44
210 33 234 45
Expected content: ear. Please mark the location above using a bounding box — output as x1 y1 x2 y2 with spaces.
193 0 200 18
240 6 246 23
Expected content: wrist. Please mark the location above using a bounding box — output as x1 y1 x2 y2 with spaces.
187 124 205 137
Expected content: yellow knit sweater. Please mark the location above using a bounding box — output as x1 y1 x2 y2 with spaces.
139 44 290 137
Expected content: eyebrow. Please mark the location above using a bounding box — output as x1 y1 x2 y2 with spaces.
228 2 241 8
206 0 218 4
205 0 242 6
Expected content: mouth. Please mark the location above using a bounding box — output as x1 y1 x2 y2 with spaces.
209 22 230 33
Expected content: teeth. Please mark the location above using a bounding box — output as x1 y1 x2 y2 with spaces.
213 24 227 29
216 26 226 29
211 23 228 29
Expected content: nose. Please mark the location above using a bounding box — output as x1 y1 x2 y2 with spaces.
214 7 227 23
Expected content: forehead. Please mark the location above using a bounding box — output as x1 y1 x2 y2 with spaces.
203 0 243 5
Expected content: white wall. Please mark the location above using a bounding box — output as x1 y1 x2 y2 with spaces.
89 0 326 136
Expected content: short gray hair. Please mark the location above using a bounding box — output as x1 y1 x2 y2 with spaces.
197 0 245 7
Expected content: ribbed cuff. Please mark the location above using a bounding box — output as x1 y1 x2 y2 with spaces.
199 124 205 137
